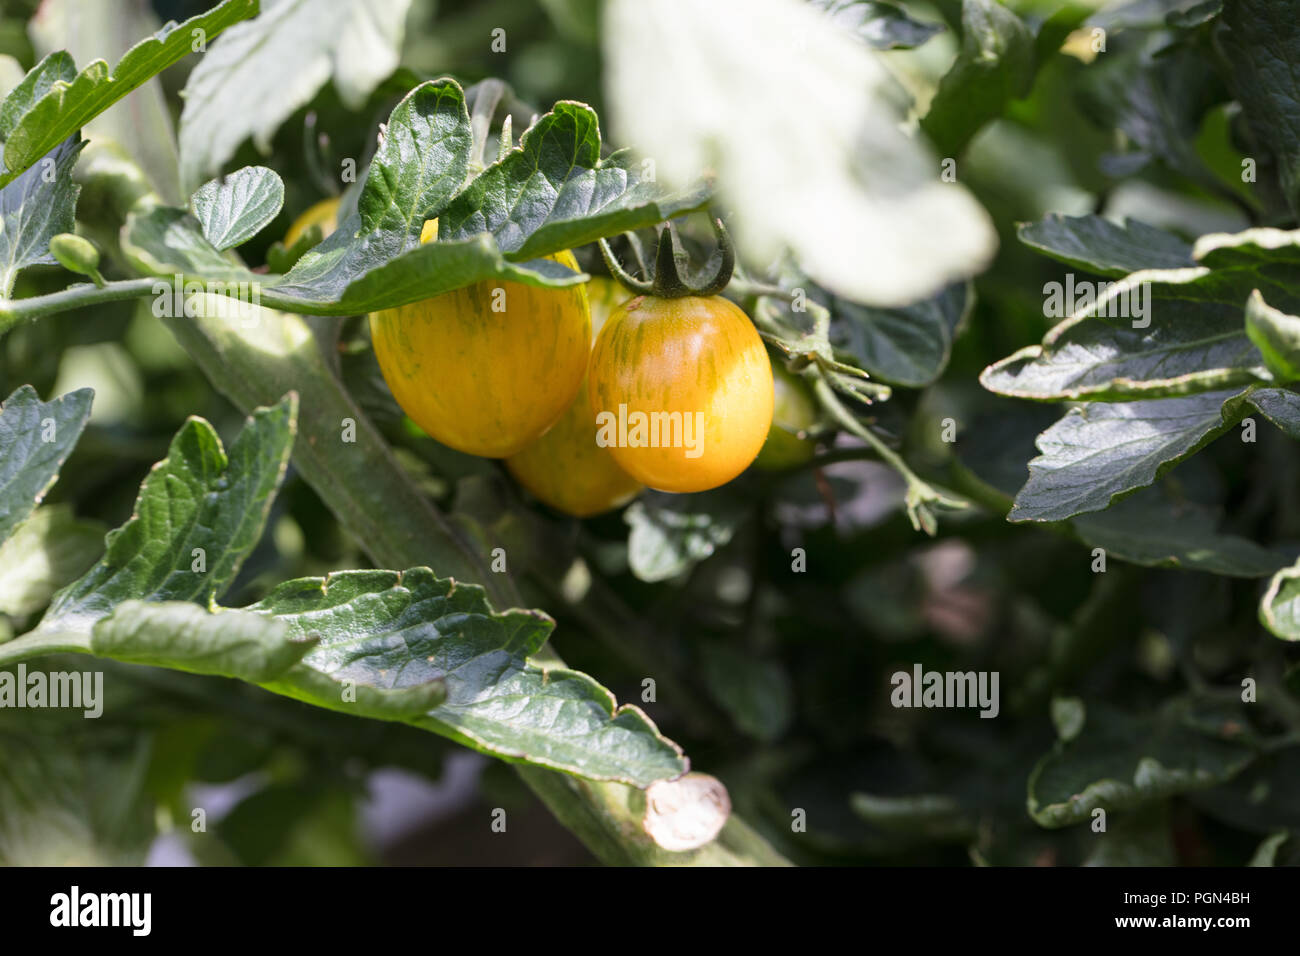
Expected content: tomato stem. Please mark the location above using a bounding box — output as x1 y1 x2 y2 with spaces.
601 216 736 299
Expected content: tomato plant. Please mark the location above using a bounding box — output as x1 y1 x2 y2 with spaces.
1 0 1299 886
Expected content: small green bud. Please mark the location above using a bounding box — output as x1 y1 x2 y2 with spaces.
49 233 103 284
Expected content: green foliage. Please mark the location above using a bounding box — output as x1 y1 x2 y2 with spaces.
4 0 1300 870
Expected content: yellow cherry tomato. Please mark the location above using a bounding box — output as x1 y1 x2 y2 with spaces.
506 278 643 516
284 197 341 246
587 294 774 493
753 361 818 470
369 225 591 459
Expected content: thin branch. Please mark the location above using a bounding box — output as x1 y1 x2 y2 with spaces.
0 278 160 335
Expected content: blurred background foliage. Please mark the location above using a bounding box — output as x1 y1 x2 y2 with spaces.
2 0 1299 866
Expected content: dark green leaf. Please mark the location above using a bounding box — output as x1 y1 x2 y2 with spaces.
1217 0 1300 216
40 395 297 635
1017 214 1194 277
1027 700 1256 827
190 165 285 250
920 0 1035 157
1073 487 1287 577
438 101 710 260
0 385 92 544
0 0 257 186
1075 40 1224 187
0 135 84 296
830 282 970 388
982 227 1300 402
1008 389 1247 522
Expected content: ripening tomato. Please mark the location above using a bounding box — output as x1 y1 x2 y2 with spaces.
284 197 341 246
587 294 774 493
369 226 591 458
506 280 643 516
753 360 818 470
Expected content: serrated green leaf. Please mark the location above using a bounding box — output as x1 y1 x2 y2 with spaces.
0 385 92 544
0 135 84 297
0 52 75 143
252 568 687 785
625 493 746 583
1218 0 1300 216
1027 700 1256 827
191 165 285 250
124 210 585 317
439 101 710 261
91 600 315 682
982 227 1300 402
829 282 970 388
1017 214 1194 277
1008 389 1247 522
920 0 1035 158
0 505 102 618
812 0 944 49
178 0 412 191
0 0 256 187
357 80 471 240
39 395 297 635
270 232 586 315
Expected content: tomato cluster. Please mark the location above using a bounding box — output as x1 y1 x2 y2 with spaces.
282 202 811 517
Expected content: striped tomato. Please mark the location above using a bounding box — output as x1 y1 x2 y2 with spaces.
369 232 591 459
587 293 773 493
